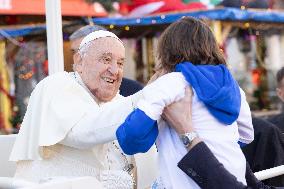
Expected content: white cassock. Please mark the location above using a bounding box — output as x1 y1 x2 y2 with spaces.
9 71 158 189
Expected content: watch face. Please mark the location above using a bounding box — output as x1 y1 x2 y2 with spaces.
181 135 190 146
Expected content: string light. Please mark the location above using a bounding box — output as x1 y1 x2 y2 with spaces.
244 22 250 28
161 15 165 19
241 6 246 10
12 106 19 112
151 20 156 24
125 26 130 31
109 24 114 29
136 19 141 23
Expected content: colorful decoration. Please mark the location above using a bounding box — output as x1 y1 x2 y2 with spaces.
85 0 119 11
92 8 284 28
120 0 207 17
12 41 47 119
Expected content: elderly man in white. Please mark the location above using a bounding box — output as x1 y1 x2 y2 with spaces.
9 30 185 189
8 31 140 188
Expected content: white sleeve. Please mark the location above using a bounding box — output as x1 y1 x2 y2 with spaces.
137 72 187 120
237 88 254 144
60 92 143 149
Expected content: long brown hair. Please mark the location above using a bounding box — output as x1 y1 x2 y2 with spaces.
157 17 226 72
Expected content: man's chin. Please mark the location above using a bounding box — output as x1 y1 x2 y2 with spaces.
96 92 117 102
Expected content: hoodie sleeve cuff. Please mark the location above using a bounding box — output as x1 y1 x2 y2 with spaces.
116 109 158 155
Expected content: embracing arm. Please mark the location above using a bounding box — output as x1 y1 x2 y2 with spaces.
60 91 142 149
61 72 186 151
162 89 275 189
116 72 187 154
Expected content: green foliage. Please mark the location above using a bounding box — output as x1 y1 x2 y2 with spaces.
9 104 22 130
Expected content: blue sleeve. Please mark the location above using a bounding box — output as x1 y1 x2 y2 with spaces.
116 108 158 155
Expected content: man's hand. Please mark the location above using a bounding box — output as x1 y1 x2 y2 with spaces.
162 87 194 134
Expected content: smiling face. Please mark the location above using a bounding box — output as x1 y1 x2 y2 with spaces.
76 37 125 102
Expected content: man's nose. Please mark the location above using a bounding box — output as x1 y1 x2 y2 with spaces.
108 62 119 75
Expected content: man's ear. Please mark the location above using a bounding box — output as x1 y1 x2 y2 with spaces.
73 53 83 72
73 53 82 64
276 88 284 102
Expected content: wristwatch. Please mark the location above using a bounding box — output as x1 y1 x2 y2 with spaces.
180 131 198 148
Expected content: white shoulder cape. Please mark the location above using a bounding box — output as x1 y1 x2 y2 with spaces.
10 72 98 161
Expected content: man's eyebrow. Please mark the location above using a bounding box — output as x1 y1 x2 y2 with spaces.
101 52 125 61
102 52 112 56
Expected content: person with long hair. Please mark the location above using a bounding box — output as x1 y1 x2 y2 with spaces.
116 17 254 188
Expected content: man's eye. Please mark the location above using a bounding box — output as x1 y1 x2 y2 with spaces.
103 57 111 63
71 49 77 54
118 61 124 67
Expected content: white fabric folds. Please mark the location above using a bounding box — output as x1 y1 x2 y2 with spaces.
9 72 98 161
157 121 200 189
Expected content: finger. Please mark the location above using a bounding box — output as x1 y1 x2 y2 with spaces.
162 106 169 116
185 86 193 96
161 113 166 120
186 87 193 116
181 87 192 104
161 110 169 121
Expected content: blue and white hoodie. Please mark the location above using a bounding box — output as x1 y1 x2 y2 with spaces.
116 62 253 188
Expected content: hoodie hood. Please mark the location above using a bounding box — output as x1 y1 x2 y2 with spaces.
175 62 241 125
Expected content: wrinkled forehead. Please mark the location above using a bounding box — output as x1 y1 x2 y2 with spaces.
86 38 125 58
91 37 124 47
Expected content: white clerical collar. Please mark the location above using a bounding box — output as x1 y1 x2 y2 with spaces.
72 71 99 104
